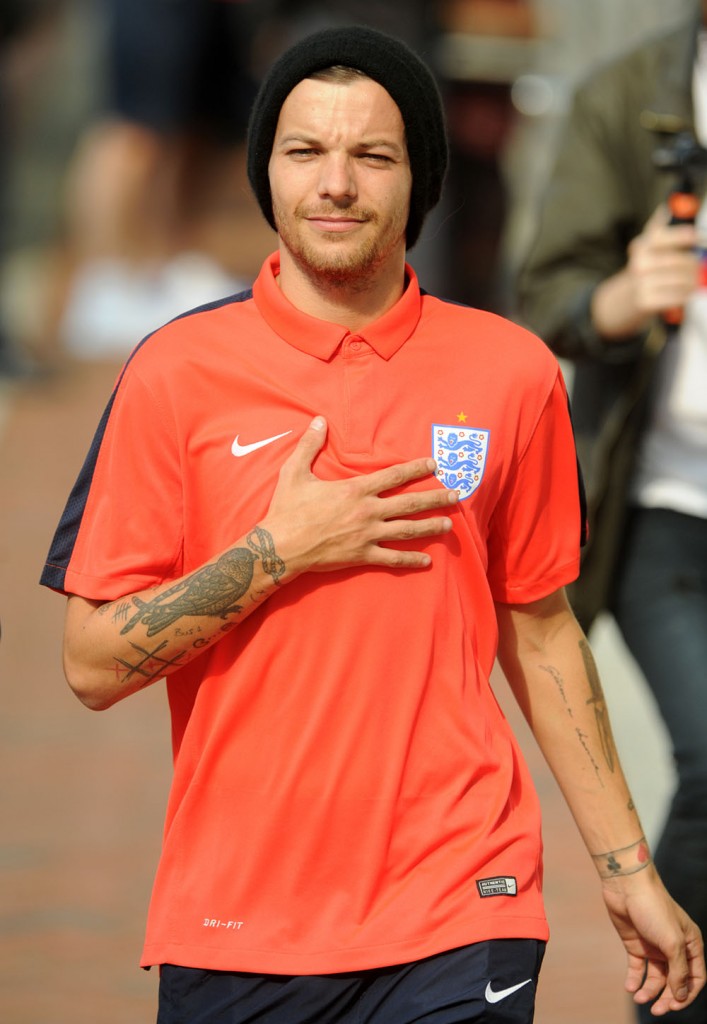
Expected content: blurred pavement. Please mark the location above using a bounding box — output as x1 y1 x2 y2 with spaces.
0 359 673 1024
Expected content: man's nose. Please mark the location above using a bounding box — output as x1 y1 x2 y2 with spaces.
318 154 357 200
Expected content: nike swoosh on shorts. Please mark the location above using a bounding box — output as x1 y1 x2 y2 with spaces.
484 979 532 1004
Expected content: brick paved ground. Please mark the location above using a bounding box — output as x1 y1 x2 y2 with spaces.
0 360 647 1023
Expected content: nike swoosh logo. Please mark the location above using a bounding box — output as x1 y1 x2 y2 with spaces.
484 979 532 1004
231 430 292 457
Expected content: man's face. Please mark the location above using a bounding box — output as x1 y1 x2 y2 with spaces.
268 75 412 286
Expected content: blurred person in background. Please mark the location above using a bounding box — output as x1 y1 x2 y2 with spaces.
55 0 446 360
517 2 707 1020
0 0 58 376
56 0 276 358
54 0 526 358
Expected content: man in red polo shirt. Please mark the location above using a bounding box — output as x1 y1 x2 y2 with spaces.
41 25 704 1024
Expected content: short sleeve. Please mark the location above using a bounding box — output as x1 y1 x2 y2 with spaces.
486 371 584 603
40 358 184 599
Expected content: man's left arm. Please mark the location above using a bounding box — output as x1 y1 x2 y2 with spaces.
496 588 705 1016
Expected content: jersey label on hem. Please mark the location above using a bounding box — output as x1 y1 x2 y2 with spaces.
476 875 518 898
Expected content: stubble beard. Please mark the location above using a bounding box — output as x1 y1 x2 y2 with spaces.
274 203 404 292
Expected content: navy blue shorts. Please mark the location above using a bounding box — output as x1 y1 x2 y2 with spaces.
104 0 262 142
157 938 546 1024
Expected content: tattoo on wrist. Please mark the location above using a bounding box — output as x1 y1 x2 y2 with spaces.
246 526 285 581
592 837 652 878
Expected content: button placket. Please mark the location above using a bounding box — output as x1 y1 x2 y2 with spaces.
342 335 376 455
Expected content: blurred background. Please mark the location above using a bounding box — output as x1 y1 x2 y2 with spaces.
0 1 695 1021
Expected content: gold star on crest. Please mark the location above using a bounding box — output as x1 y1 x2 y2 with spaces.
456 411 468 423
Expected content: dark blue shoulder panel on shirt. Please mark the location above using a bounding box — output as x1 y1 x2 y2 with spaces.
39 288 254 592
419 288 472 310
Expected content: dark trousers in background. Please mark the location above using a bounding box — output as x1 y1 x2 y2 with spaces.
613 506 707 1024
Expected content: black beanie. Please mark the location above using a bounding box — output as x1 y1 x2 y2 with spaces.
246 25 448 250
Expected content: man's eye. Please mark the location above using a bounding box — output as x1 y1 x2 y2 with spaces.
360 153 393 164
288 148 317 158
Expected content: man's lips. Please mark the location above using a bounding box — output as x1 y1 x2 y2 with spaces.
305 216 366 232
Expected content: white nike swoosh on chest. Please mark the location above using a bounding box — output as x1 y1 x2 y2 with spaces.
231 431 292 457
484 979 532 1004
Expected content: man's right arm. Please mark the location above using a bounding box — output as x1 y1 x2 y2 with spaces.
63 415 458 710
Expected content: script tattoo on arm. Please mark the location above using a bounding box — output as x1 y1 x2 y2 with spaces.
539 660 602 786
120 526 286 638
539 663 573 717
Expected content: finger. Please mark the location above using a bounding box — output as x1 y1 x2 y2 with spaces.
361 457 440 496
359 512 456 569
281 416 328 479
624 953 648 996
365 544 435 570
630 957 690 1017
633 959 666 1003
380 514 455 543
646 203 670 230
665 224 699 247
650 985 687 1017
661 945 692 1010
639 205 697 248
380 486 459 520
651 238 699 270
644 203 697 235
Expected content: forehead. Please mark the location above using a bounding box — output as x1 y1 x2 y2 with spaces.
274 75 406 145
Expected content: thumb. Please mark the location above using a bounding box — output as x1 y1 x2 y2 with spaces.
284 416 328 478
646 203 670 230
666 949 691 1006
624 952 647 996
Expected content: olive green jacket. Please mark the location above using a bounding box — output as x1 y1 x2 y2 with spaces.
516 15 699 630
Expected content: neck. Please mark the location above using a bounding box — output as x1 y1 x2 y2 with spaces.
276 246 407 331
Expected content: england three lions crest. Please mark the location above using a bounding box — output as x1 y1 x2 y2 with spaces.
432 424 490 501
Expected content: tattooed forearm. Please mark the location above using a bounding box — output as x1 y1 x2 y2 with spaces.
97 599 131 623
247 526 285 581
539 660 607 784
592 836 652 878
104 528 286 686
539 663 573 716
113 640 187 687
576 726 603 787
119 528 285 638
110 601 133 626
579 638 616 773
